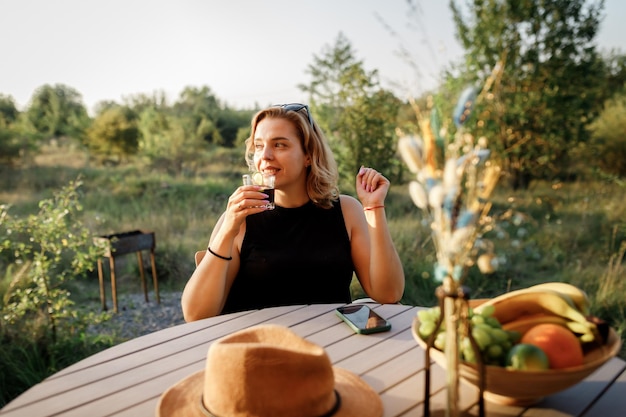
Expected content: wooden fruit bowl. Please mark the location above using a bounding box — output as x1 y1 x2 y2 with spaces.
412 316 622 405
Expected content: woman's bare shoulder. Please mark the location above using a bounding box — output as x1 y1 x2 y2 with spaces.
338 195 365 227
338 194 361 209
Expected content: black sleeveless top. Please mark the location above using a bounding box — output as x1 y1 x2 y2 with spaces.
221 199 354 314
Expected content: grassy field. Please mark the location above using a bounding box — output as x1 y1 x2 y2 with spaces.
1 141 625 355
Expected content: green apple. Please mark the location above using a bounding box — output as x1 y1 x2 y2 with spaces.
505 343 550 371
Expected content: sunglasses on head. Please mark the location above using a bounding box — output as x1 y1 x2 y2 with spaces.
274 103 314 128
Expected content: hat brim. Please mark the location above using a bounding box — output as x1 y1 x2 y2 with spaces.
156 367 382 417
333 367 383 417
157 370 204 417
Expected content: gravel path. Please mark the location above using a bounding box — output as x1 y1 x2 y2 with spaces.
87 291 186 340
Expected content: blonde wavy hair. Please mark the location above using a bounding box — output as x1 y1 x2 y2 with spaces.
245 105 339 209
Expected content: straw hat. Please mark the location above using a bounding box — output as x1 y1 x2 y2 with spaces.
157 324 382 417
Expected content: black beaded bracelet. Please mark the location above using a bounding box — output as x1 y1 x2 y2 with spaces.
207 247 232 261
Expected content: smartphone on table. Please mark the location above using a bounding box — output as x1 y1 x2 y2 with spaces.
335 305 391 334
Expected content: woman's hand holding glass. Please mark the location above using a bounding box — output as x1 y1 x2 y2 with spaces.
242 173 275 209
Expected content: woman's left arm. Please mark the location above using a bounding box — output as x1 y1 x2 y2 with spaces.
343 167 405 303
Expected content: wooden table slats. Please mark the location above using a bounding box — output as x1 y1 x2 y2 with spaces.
1 304 624 417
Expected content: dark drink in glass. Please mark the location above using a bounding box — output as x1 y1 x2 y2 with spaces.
243 172 275 210
260 186 275 209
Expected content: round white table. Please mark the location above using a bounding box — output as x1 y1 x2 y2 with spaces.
1 303 624 417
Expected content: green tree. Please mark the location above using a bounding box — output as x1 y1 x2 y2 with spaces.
86 106 140 162
171 87 254 147
599 51 626 98
217 107 257 148
587 86 626 176
136 106 206 174
0 94 18 123
300 33 402 182
337 90 402 180
0 95 22 162
25 84 90 140
0 95 40 164
449 0 606 188
173 86 224 145
123 90 169 115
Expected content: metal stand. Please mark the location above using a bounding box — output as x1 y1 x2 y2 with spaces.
94 230 160 313
423 285 485 417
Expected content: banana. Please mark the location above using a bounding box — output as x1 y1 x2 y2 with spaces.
476 288 591 326
526 282 591 316
475 288 573 322
474 287 599 343
502 313 593 341
502 313 570 335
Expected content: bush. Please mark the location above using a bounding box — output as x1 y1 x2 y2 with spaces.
588 88 626 177
0 179 117 407
0 179 107 342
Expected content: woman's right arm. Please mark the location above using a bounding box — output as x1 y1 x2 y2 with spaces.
181 213 241 321
181 184 267 321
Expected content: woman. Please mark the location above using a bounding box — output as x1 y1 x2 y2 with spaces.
181 103 404 321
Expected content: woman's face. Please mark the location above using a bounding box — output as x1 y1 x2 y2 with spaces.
253 117 310 191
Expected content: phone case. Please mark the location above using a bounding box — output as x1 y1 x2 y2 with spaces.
335 305 392 334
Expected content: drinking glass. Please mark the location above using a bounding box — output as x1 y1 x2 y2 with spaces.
242 172 275 209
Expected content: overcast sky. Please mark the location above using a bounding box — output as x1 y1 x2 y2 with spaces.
1 0 624 114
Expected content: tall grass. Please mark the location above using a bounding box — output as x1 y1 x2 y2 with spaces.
0 333 117 406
